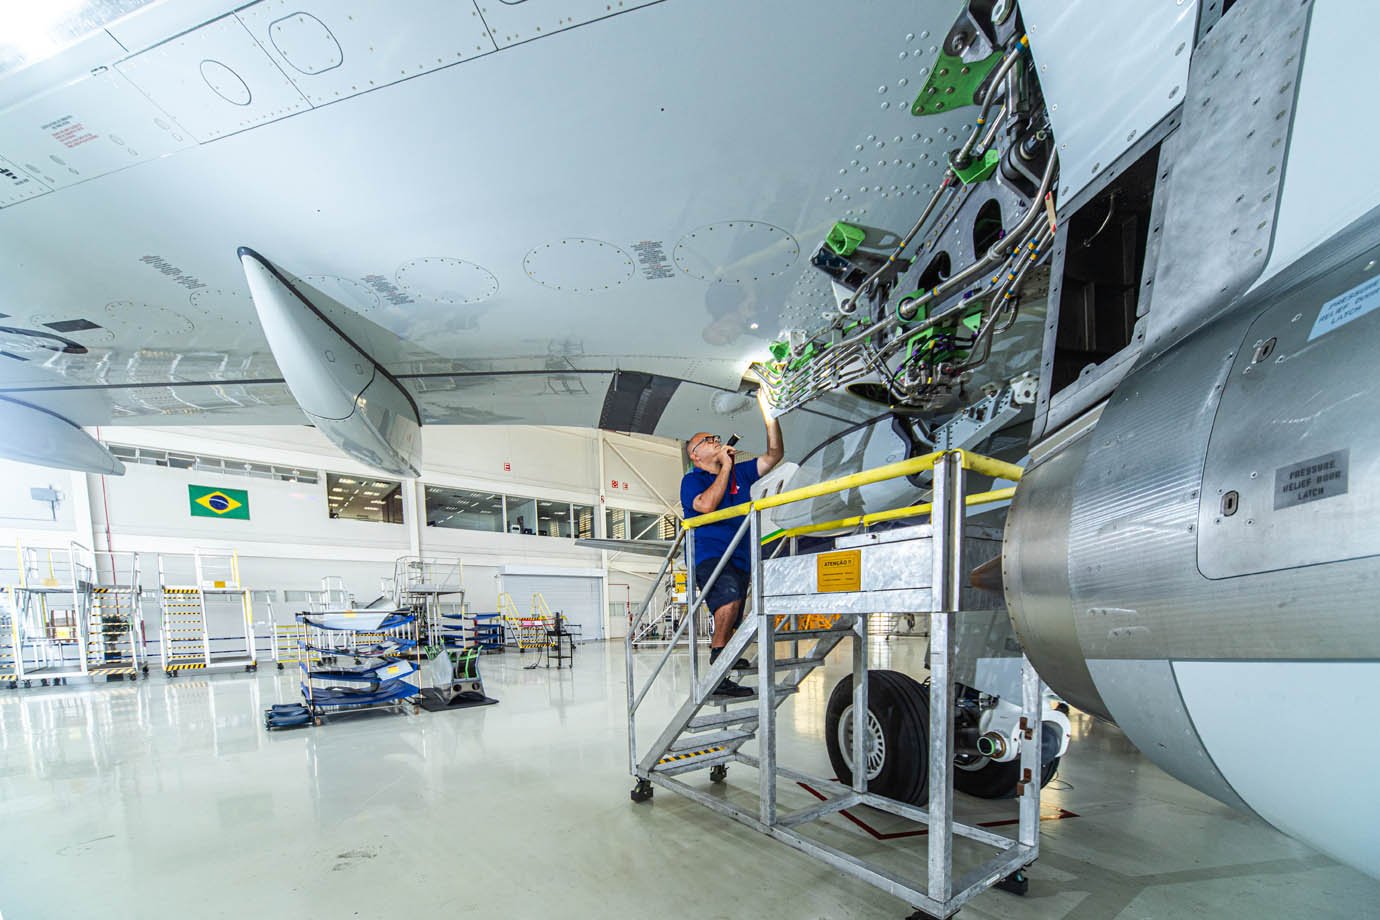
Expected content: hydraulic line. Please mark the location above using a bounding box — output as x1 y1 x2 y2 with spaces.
958 225 1054 372
954 39 1025 167
895 147 1057 324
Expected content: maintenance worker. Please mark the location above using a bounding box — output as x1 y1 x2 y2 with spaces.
680 389 785 698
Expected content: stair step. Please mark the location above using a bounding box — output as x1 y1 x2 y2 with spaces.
668 729 755 752
686 710 760 731
654 749 736 776
712 685 799 706
731 656 825 672
770 627 853 639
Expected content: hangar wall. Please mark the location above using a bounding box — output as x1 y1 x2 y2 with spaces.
0 426 685 639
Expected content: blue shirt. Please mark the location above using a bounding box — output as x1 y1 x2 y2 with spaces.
681 459 762 571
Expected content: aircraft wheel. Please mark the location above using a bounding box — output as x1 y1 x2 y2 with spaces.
825 670 930 806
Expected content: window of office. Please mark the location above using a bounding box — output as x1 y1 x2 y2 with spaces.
574 504 595 539
537 500 574 538
505 495 538 534
425 486 505 532
629 510 677 541
606 507 628 540
328 474 404 523
106 444 317 484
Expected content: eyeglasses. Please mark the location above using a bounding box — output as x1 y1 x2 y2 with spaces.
689 434 721 454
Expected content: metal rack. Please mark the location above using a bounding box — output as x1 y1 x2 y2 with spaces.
157 551 257 677
392 556 465 650
297 609 420 723
629 568 711 648
626 451 1040 919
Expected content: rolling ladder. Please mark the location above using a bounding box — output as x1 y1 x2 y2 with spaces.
627 451 1045 920
160 587 208 675
1 593 15 688
81 546 148 681
85 586 146 680
157 552 257 677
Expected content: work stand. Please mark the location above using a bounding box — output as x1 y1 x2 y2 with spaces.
626 451 1043 918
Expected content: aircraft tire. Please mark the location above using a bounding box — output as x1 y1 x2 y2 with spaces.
825 669 931 806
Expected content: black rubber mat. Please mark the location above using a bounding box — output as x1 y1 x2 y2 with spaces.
414 688 500 712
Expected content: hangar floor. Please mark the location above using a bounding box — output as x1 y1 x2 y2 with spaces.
1 642 1376 919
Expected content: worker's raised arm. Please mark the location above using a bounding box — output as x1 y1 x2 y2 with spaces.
692 447 735 515
756 389 785 477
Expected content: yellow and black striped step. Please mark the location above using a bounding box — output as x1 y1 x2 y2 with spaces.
90 666 139 677
657 745 726 765
164 662 206 672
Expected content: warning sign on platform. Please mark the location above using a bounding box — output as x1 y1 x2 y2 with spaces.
816 550 861 593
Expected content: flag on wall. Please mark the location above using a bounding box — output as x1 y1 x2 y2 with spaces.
189 484 250 520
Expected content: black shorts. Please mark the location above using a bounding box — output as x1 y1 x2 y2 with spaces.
694 559 750 614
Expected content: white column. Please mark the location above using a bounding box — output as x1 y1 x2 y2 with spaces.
404 479 424 557
596 430 610 637
72 472 98 551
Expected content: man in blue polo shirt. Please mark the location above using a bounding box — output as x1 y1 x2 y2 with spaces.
680 389 784 697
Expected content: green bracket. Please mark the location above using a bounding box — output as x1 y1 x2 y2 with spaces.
953 147 1001 185
961 310 985 333
787 341 819 371
825 221 867 257
911 50 1002 117
769 340 790 361
897 293 928 325
905 328 938 361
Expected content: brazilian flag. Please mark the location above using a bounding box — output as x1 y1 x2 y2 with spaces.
189 485 250 520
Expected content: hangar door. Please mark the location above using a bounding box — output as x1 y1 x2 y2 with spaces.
501 573 604 641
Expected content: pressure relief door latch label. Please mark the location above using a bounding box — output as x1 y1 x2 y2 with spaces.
1274 449 1348 509
816 550 862 593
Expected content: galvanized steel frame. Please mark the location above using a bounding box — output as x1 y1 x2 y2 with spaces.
625 451 1043 918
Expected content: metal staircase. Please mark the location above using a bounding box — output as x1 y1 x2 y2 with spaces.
626 450 1046 920
637 613 854 779
85 587 144 679
83 548 146 681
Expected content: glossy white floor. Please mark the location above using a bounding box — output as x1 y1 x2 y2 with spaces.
1 641 1376 919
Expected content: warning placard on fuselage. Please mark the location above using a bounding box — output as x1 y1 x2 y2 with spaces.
816 550 861 592
1274 449 1348 509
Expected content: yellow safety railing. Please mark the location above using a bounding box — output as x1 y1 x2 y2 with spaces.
682 450 1022 533
767 487 1017 543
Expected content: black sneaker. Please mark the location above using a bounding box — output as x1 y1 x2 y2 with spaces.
711 677 755 699
732 658 753 671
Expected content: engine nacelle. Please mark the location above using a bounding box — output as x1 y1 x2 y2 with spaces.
1005 212 1380 879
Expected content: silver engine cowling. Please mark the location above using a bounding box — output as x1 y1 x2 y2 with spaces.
1004 211 1380 878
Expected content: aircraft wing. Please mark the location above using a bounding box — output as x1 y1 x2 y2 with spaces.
0 0 972 460
575 537 674 558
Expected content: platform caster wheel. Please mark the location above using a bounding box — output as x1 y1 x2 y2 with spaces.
709 764 728 783
630 779 654 803
40 679 49 687
23 680 32 689
995 869 1029 896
